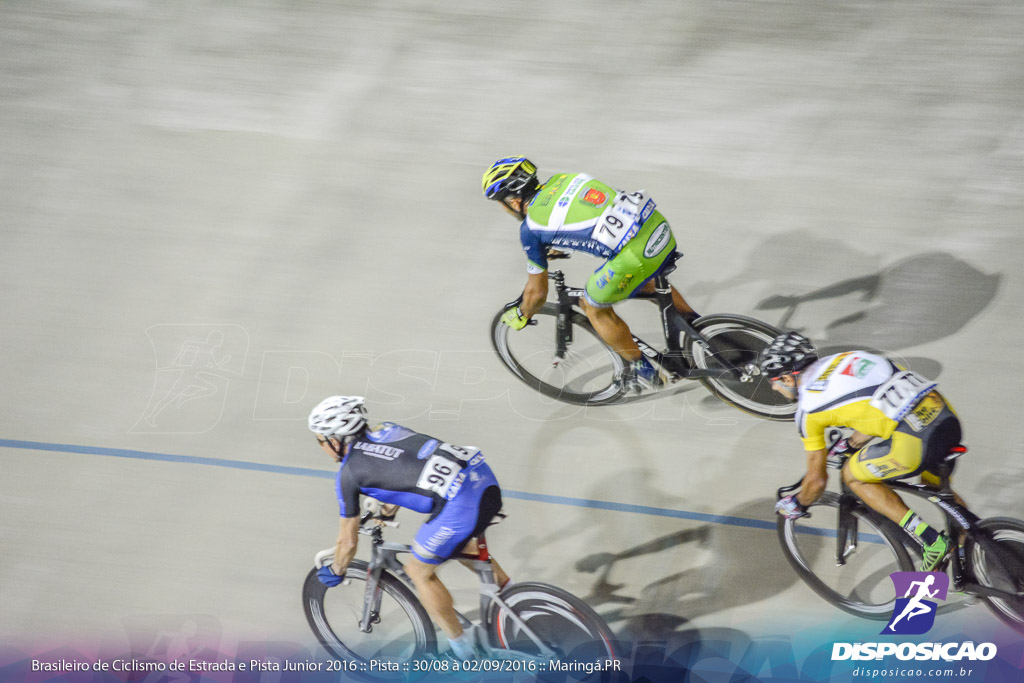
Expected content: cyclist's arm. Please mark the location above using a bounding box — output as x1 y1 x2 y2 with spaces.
796 448 828 506
520 271 549 318
330 515 360 576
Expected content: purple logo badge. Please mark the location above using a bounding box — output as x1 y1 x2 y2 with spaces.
883 571 949 635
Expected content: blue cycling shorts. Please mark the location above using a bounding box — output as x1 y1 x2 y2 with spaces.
411 462 502 564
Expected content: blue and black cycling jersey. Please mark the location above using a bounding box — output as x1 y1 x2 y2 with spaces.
335 422 478 519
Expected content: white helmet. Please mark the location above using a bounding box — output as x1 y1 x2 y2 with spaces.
308 395 368 437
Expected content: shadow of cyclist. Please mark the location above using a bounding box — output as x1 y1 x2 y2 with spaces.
572 497 799 640
686 230 1000 358
754 251 1000 355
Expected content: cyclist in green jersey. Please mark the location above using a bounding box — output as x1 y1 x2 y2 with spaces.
483 156 699 392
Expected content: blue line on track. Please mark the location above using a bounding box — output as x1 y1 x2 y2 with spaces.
1 438 878 541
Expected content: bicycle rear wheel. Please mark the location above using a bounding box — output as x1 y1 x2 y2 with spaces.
964 517 1024 634
491 303 624 405
484 582 617 661
302 560 437 676
778 492 914 619
684 314 796 421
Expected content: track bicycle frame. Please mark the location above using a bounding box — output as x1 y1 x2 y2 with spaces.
317 517 560 659
780 447 1024 603
535 251 760 384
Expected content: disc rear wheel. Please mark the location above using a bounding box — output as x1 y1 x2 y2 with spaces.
965 517 1024 634
685 314 796 421
485 582 617 660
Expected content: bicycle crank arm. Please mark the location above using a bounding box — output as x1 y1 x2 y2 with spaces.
674 367 738 381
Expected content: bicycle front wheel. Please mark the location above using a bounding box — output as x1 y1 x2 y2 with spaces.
778 492 914 619
964 517 1024 634
484 582 617 661
684 314 796 421
491 303 624 405
302 560 437 676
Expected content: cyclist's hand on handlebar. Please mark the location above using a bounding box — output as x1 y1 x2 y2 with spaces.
775 494 809 520
500 307 529 331
829 438 854 456
317 565 345 587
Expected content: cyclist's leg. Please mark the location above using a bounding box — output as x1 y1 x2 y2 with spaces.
846 409 958 567
453 481 509 587
916 397 963 492
916 407 969 523
626 218 697 319
578 298 641 361
582 212 677 360
842 447 915 526
637 280 700 319
408 465 503 639
458 539 510 589
404 557 462 638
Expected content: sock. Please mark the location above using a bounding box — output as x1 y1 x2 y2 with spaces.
900 510 939 546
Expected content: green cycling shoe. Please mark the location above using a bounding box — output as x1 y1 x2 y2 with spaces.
921 533 951 571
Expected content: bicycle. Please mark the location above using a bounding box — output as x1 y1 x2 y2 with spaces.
776 434 1024 633
302 512 617 680
490 250 795 420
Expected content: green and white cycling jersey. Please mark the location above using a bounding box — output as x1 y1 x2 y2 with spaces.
520 173 661 274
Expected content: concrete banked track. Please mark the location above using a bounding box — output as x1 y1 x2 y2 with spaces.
2 0 1023 670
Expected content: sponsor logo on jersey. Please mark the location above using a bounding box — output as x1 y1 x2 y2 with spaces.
639 199 655 224
353 442 404 461
536 175 566 207
617 273 634 291
865 459 902 479
445 471 467 500
424 526 458 551
841 356 877 378
557 175 588 208
581 188 607 206
905 392 944 432
806 352 853 392
643 223 671 258
417 439 438 460
595 269 615 289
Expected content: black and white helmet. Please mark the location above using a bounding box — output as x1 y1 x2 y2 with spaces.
759 332 818 379
308 395 368 437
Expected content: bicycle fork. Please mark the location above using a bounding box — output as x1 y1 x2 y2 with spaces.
358 545 409 633
835 494 860 566
359 568 385 633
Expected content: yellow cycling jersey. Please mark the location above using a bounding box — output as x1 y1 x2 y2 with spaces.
795 351 935 451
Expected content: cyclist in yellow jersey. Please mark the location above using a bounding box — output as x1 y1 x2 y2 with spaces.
759 332 963 571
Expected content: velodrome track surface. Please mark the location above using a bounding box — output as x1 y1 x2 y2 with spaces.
2 0 1024 669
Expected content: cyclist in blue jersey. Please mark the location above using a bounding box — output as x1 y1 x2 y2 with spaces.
308 395 510 660
483 156 700 392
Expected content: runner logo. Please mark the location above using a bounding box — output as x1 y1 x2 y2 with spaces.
884 571 948 635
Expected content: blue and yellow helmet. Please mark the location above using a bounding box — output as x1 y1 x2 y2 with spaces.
482 156 539 202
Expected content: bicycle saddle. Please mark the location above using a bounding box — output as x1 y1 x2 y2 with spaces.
943 444 968 462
